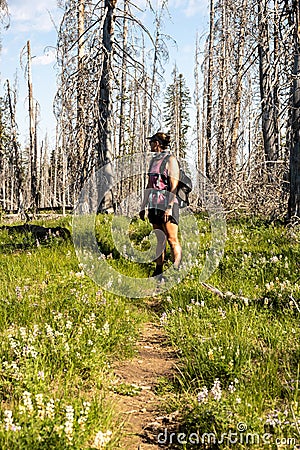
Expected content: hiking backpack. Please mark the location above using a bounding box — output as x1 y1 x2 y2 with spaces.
149 154 192 208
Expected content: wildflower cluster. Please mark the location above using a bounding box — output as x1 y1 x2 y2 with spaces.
258 277 300 311
0 392 113 449
3 410 21 432
264 404 300 435
197 378 239 404
0 307 114 391
92 429 113 449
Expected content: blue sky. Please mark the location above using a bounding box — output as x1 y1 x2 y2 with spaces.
1 0 209 147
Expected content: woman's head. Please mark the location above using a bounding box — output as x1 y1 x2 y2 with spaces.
147 132 170 150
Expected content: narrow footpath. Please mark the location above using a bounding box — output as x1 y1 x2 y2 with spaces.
111 320 179 449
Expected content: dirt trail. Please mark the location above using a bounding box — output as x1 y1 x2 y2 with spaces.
111 319 179 449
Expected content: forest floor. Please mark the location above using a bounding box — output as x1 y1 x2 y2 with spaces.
111 300 179 449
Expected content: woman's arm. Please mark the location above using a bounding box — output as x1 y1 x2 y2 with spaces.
164 156 180 221
139 176 151 220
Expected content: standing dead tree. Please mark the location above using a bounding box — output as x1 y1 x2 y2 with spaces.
0 78 23 212
27 41 39 211
203 0 215 179
288 0 300 219
0 0 8 26
147 0 169 134
96 0 116 213
77 0 85 180
258 0 280 168
194 33 204 176
6 80 23 211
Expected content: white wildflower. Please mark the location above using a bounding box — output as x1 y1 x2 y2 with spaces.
4 410 13 430
45 324 55 340
228 382 236 393
197 386 209 404
32 324 39 337
15 286 23 299
75 270 85 278
38 370 45 380
64 405 74 445
211 379 222 401
265 282 274 291
218 307 226 319
19 327 27 339
103 321 110 335
35 394 45 420
92 430 113 449
64 342 70 352
3 410 21 432
45 399 55 420
78 401 91 430
160 312 167 325
208 349 214 360
22 391 34 413
65 320 73 330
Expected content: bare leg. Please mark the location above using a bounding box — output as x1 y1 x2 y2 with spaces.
162 221 182 269
152 224 166 274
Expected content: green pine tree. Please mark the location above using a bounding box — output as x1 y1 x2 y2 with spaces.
163 67 191 159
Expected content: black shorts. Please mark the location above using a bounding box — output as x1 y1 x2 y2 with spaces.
148 203 179 226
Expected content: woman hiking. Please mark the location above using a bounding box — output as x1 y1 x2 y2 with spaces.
139 132 182 278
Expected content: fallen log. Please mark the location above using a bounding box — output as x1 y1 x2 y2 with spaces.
0 224 71 241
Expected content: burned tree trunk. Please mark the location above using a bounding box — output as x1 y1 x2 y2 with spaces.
97 0 117 213
27 40 38 211
7 80 22 210
77 0 85 186
118 0 128 157
229 0 247 178
194 34 204 175
288 0 300 219
258 0 278 167
205 0 215 179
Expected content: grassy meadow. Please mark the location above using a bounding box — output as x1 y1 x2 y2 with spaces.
0 214 299 449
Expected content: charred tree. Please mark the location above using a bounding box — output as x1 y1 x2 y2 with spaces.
258 0 278 167
288 0 300 219
97 0 117 213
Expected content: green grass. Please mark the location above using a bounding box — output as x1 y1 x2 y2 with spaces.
159 218 300 449
0 215 299 449
0 216 146 449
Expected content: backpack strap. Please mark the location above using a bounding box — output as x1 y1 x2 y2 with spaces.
159 154 170 175
158 154 171 191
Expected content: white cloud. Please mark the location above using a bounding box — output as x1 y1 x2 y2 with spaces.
8 0 62 33
32 48 56 66
1 46 8 56
183 0 209 17
182 44 194 54
167 0 208 17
